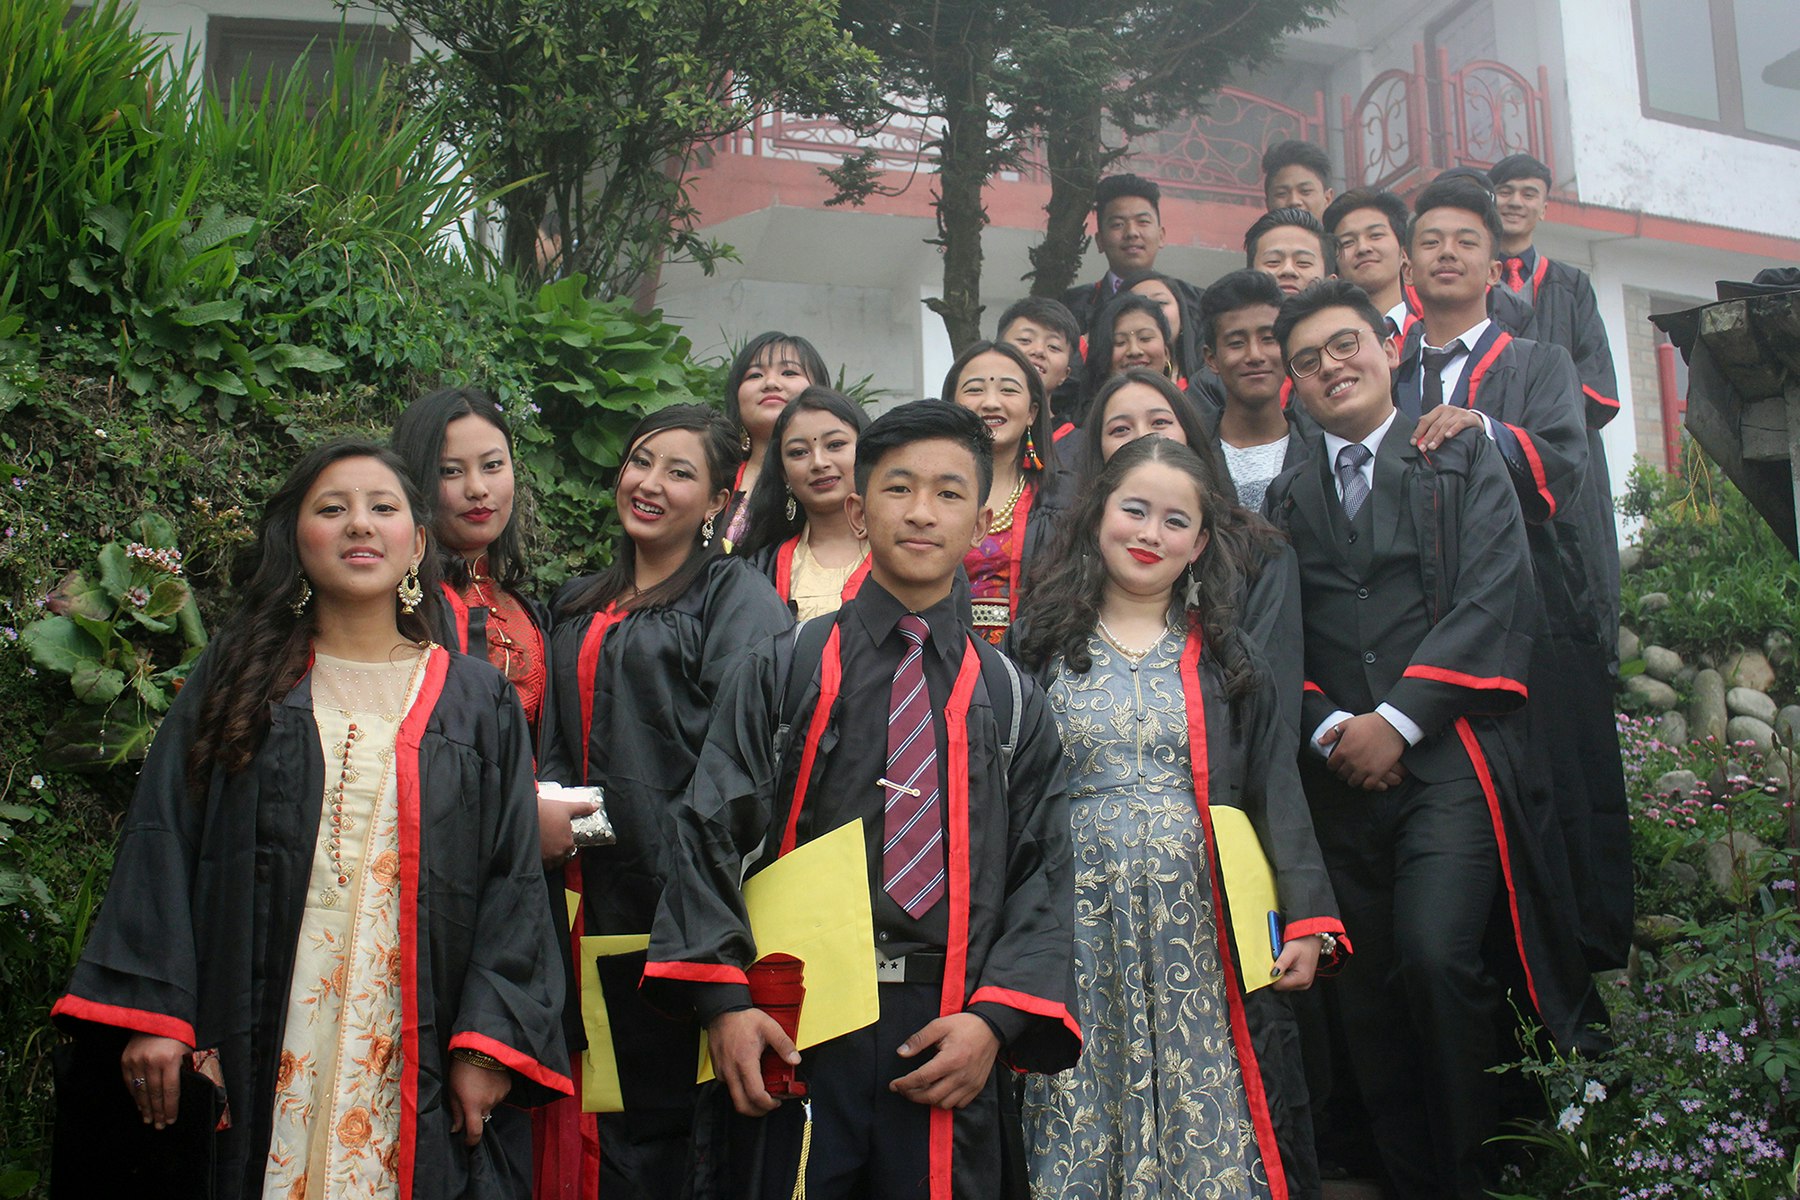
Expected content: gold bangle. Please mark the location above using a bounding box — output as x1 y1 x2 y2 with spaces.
452 1048 507 1072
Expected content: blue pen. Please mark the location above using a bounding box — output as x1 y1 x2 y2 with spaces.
1267 911 1283 960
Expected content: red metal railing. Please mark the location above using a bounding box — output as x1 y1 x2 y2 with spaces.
1656 339 1687 473
1344 43 1557 191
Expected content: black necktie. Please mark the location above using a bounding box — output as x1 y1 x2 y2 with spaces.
1421 341 1463 412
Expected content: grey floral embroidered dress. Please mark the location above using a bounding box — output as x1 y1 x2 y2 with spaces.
1024 630 1269 1200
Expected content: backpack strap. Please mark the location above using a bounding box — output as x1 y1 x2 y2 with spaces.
993 649 1023 778
770 615 838 769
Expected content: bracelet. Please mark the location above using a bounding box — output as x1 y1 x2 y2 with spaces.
451 1048 508 1072
1314 931 1339 959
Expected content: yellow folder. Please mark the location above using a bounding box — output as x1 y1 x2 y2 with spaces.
1210 806 1282 994
696 818 880 1082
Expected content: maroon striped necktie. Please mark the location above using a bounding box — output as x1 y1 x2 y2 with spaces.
882 614 946 917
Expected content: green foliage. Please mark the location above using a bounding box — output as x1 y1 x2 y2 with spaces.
361 0 879 297
1620 450 1800 686
20 516 206 771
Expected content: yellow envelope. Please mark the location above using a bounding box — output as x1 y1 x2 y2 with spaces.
579 933 650 1112
697 818 879 1082
1210 805 1282 994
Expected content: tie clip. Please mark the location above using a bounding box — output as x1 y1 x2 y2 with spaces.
878 777 921 797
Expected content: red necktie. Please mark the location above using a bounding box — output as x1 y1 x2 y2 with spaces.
1505 257 1526 292
882 615 945 917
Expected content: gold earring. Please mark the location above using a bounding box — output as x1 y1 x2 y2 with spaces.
291 577 312 616
701 515 716 546
784 489 797 522
398 564 423 614
739 429 752 455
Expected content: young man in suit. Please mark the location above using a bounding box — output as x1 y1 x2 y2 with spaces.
1398 175 1632 973
1323 188 1413 337
644 402 1079 1199
1265 279 1597 1198
1490 151 1625 677
1262 139 1335 218
1060 174 1201 332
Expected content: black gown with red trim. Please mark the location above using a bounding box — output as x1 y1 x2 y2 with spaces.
53 646 572 1199
1264 427 1600 1051
1394 324 1631 969
642 591 1080 1197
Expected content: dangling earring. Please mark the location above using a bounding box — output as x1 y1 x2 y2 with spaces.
1022 428 1043 471
701 515 716 546
784 489 797 522
398 564 423 614
739 429 752 455
1183 562 1201 610
290 577 313 616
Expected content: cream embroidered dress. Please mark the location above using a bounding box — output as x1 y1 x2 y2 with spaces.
788 533 864 621
262 649 428 1200
1024 630 1268 1200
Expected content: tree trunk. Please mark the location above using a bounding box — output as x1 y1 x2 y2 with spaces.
927 55 992 353
1028 102 1105 299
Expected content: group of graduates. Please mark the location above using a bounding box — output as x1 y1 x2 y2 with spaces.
50 143 1630 1200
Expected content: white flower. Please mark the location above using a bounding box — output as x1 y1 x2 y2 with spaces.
1583 1080 1608 1104
93 427 108 439
28 774 45 790
1556 1104 1586 1132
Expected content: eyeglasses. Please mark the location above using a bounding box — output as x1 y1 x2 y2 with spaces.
1287 329 1362 379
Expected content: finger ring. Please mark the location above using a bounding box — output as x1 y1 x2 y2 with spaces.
132 1077 147 1089
482 1113 492 1123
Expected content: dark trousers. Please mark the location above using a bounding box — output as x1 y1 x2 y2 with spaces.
729 981 1001 1200
1308 772 1503 1200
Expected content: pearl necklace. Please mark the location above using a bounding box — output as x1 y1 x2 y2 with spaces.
1096 616 1167 662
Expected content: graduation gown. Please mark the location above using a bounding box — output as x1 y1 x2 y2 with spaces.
643 599 1081 1197
53 646 572 1199
544 554 791 1122
1264 428 1597 1050
1395 323 1631 968
1510 253 1624 669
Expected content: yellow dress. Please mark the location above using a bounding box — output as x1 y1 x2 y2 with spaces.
788 533 864 621
261 649 427 1200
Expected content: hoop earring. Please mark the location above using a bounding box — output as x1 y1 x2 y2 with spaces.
398 564 423 614
701 515 716 546
784 489 797 522
1022 428 1043 472
290 577 312 617
739 430 752 455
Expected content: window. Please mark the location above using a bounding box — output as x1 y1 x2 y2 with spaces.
205 17 409 99
1633 0 1800 145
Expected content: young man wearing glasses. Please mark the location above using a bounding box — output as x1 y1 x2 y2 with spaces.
1264 279 1602 1199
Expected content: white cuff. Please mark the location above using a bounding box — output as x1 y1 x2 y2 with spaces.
1475 410 1495 441
1375 702 1424 746
1310 710 1354 756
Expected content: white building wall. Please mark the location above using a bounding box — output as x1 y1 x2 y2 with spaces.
1558 0 1800 239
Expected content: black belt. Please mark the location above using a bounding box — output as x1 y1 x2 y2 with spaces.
875 950 945 984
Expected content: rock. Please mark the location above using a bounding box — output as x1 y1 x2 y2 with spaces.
1723 649 1776 692
1653 768 1700 796
1776 705 1800 745
1618 626 1642 662
1618 543 1643 573
1689 669 1728 742
1703 831 1768 898
1634 913 1687 947
1663 860 1700 891
1623 675 1678 712
1765 753 1793 798
1727 687 1778 723
1654 711 1689 746
1727 715 1775 752
1643 646 1684 681
1639 591 1672 613
1766 629 1793 667
1699 650 1719 669
1675 666 1697 689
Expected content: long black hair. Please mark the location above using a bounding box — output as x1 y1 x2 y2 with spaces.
722 332 831 448
1013 436 1260 702
556 404 739 617
736 386 868 559
1118 269 1201 382
939 339 1050 481
189 441 442 789
390 385 530 590
1082 292 1177 413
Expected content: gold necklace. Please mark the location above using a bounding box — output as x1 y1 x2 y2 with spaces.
989 475 1028 534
